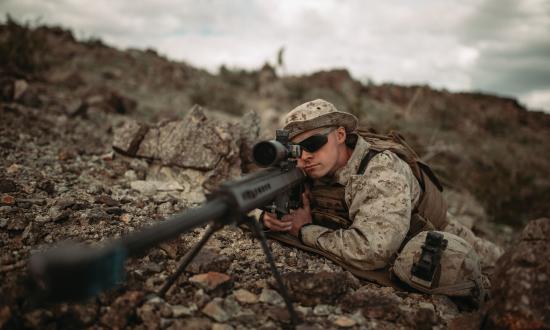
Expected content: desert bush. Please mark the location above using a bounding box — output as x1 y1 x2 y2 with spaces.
0 15 48 75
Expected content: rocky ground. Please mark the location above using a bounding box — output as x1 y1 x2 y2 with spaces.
0 95 467 329
1 20 549 329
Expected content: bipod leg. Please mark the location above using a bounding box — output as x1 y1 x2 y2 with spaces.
247 216 299 326
158 221 222 298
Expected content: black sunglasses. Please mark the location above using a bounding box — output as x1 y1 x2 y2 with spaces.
296 127 336 153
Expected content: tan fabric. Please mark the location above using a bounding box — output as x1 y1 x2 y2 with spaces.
266 231 406 290
300 136 422 270
358 131 449 231
282 99 358 139
392 231 486 305
443 217 504 273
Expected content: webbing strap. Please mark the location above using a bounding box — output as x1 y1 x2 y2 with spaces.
357 149 381 175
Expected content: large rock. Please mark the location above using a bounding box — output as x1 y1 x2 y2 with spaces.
136 105 239 170
113 105 259 191
483 218 550 329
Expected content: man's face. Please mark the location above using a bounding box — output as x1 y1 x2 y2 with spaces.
292 126 345 178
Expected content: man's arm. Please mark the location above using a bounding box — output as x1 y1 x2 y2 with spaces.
300 151 421 270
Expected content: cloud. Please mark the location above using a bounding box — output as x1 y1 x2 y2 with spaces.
1 0 549 112
459 0 550 107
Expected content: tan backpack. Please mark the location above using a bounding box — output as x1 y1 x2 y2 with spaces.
356 130 449 236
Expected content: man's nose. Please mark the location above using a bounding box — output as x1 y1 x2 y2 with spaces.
301 150 313 160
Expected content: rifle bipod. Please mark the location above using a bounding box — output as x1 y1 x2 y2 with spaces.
157 216 299 326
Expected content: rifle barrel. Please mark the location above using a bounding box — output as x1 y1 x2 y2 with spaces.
120 198 228 257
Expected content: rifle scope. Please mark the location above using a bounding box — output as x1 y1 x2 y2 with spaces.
252 140 301 167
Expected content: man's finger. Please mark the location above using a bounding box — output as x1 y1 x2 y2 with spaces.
281 214 295 222
302 191 311 210
264 216 292 231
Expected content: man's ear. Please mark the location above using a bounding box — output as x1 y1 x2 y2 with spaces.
336 126 347 144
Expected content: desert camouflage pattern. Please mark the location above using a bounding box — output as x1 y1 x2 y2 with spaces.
300 137 422 270
443 217 504 272
283 99 358 139
299 136 503 274
392 231 486 304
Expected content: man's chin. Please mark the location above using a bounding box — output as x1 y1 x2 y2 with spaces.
306 168 324 179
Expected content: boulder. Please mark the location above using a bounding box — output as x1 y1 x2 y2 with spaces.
113 105 260 192
482 218 550 329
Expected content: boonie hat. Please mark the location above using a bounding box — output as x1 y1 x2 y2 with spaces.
283 99 358 139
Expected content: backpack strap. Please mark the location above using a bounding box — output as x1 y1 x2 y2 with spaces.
357 149 381 174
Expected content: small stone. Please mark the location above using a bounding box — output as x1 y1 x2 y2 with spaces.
223 296 241 318
130 180 158 196
415 302 436 326
1 195 15 205
233 289 258 304
202 298 230 322
187 248 233 274
105 206 124 215
124 170 138 181
120 213 132 224
259 288 284 306
313 304 331 316
157 201 173 215
295 305 311 317
266 306 291 323
13 79 28 100
331 315 357 328
159 242 178 259
37 180 55 195
33 215 49 224
95 195 120 207
101 152 114 161
58 148 77 161
143 262 161 274
49 206 70 222
137 302 160 329
418 302 435 314
56 198 76 210
100 291 144 329
189 272 232 292
6 164 21 174
169 317 212 329
194 289 211 309
212 323 234 330
171 304 197 317
0 179 17 193
147 296 163 304
160 304 173 318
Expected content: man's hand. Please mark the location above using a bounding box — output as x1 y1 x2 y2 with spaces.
262 191 312 237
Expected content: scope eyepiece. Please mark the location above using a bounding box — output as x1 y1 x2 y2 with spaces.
252 129 302 167
253 140 287 167
252 141 301 167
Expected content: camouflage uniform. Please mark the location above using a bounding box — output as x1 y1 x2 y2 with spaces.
300 136 421 270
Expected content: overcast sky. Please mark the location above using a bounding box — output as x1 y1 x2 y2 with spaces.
2 0 549 112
